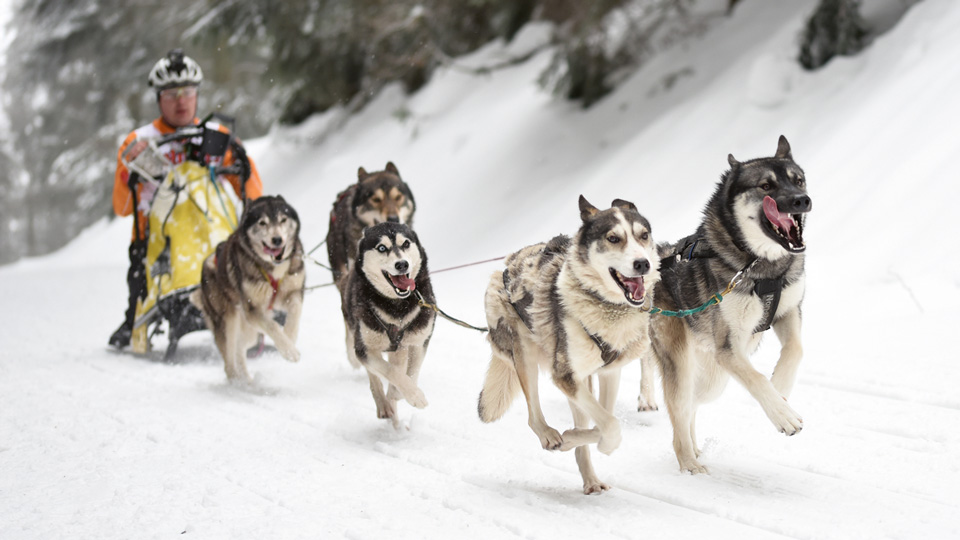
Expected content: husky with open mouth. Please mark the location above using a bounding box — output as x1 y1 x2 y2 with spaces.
478 196 660 494
340 222 436 427
647 135 811 474
192 195 305 382
326 162 416 288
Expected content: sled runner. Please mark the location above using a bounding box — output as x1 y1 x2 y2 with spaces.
123 117 251 360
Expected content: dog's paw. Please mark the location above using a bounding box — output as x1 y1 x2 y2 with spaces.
637 392 659 412
279 346 301 363
535 426 563 451
583 479 611 495
680 459 710 475
769 400 803 436
403 386 428 409
597 425 622 455
386 384 402 402
376 400 397 420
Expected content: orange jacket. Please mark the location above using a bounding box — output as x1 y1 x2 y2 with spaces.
113 117 263 240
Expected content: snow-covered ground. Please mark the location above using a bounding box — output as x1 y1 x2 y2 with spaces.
2 0 958 538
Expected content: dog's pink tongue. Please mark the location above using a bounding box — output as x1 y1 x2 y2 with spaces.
763 196 796 231
622 276 645 301
390 274 416 292
263 244 283 257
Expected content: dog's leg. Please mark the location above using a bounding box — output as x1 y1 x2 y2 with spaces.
564 375 621 455
249 309 300 363
280 295 303 345
658 339 707 474
717 345 803 436
387 344 426 403
598 368 620 413
344 328 362 369
690 415 701 458
637 353 659 411
366 369 395 420
567 391 610 495
222 311 251 382
515 347 562 451
359 353 427 409
383 349 410 427
770 308 803 399
560 375 601 450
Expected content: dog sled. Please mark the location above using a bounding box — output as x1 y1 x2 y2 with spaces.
122 116 251 360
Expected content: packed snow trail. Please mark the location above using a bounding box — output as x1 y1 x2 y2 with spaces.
3 0 960 538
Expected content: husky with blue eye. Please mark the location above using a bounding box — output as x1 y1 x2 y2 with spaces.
478 195 660 494
340 221 436 427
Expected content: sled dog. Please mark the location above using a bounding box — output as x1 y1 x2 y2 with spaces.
648 135 811 474
479 196 660 494
326 162 416 287
192 195 305 382
340 222 436 427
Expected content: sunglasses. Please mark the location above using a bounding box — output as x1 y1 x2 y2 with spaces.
159 86 198 100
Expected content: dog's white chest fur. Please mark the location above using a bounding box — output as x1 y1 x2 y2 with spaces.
720 275 805 342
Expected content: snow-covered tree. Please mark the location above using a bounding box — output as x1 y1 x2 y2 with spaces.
798 0 868 70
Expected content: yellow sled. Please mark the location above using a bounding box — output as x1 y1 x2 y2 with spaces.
131 160 239 356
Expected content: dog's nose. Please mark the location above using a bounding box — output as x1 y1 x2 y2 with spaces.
791 195 812 212
271 236 283 247
633 259 650 274
395 260 409 273
386 215 400 223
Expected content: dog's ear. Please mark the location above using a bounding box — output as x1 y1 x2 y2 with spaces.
775 135 792 159
579 195 599 222
358 167 369 181
385 161 400 176
611 199 637 213
727 154 740 168
241 202 259 230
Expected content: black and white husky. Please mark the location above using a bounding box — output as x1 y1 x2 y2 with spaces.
340 222 436 427
479 196 660 494
648 135 811 474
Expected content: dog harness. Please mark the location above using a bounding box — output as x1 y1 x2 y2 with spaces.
584 328 622 366
258 267 281 310
663 235 785 334
369 310 407 352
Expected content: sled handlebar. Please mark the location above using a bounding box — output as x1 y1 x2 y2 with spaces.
123 123 252 189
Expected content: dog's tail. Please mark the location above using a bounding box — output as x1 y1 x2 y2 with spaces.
478 354 520 423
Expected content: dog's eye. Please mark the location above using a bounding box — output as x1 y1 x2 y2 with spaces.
607 235 620 244
760 182 773 191
796 177 805 187
377 245 387 253
258 219 268 227
401 240 410 249
371 197 382 204
279 217 287 224
639 232 649 241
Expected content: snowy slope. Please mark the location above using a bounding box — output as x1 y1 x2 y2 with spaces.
2 0 958 538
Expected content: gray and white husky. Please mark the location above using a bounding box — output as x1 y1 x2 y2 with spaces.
192 195 305 382
479 196 660 494
648 135 811 474
340 222 436 427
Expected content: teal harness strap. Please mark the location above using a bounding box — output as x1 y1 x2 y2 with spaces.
646 258 756 319
648 292 724 318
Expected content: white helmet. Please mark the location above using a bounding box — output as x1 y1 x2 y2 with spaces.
148 49 203 90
